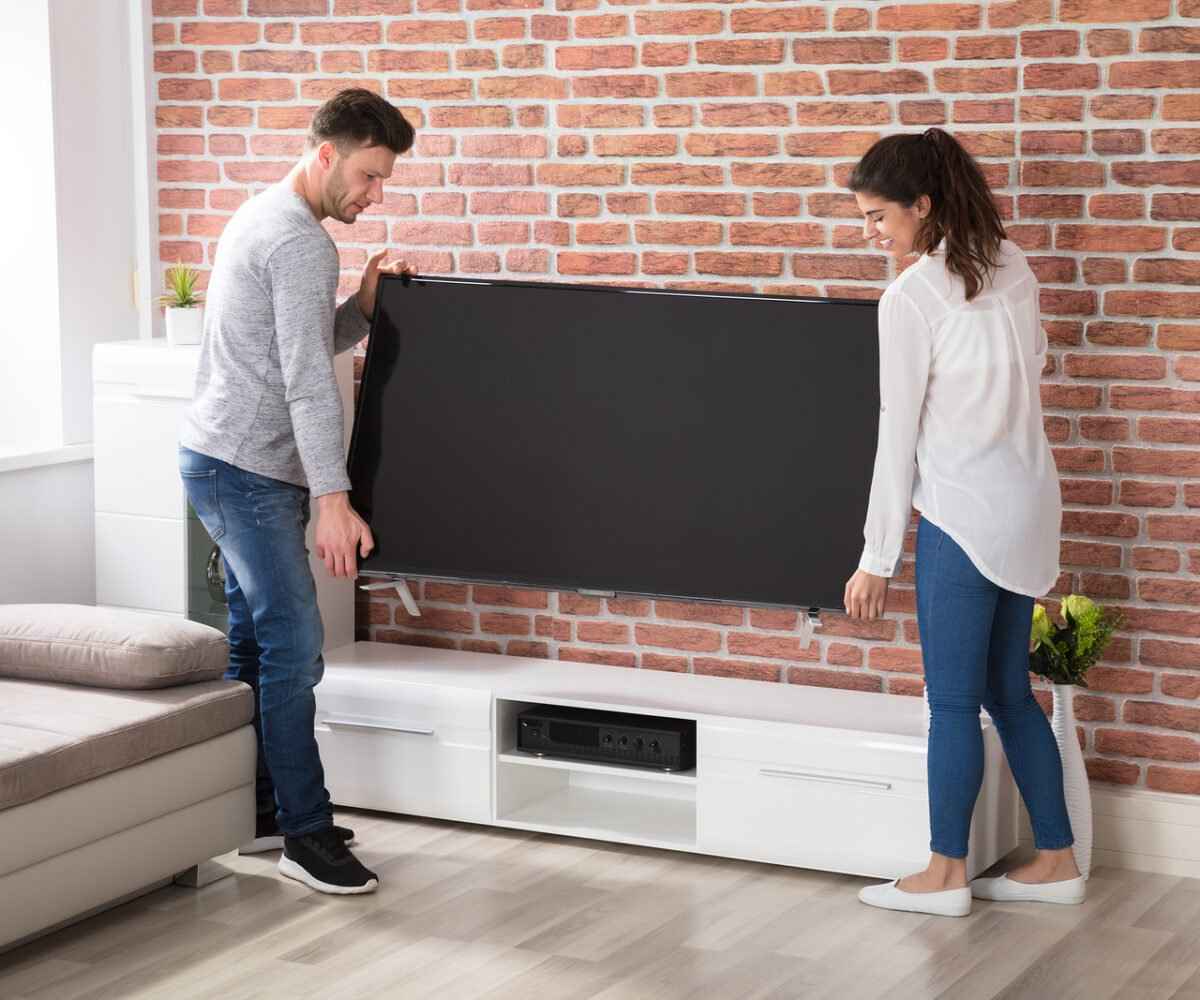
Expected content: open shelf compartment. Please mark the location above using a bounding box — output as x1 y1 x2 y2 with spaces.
493 698 699 850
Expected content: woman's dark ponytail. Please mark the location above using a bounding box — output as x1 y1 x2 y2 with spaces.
848 127 1006 301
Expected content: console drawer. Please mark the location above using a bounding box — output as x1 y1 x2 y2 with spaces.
698 754 929 878
700 718 927 784
315 677 492 823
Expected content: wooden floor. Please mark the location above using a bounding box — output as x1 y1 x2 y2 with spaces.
2 809 1199 1000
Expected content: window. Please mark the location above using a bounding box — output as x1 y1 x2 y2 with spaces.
0 0 152 460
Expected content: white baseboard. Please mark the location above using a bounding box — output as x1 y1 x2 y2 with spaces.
1018 784 1200 879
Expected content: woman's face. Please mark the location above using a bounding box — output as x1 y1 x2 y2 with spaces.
854 191 931 260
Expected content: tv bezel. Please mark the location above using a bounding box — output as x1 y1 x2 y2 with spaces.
348 274 880 612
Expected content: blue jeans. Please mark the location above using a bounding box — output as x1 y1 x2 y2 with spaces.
180 446 333 836
916 518 1074 859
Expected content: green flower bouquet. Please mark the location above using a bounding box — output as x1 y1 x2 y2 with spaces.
1028 594 1120 688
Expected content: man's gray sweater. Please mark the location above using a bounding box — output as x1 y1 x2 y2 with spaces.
180 183 370 497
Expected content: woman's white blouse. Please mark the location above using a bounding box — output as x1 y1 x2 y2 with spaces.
858 239 1062 597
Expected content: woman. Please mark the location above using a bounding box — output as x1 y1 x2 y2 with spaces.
843 128 1084 918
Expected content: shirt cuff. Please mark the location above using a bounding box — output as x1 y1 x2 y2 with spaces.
858 549 896 578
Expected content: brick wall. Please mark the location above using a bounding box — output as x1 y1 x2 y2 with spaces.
152 0 1200 795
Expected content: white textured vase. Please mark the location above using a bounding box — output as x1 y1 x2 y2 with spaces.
1051 683 1093 880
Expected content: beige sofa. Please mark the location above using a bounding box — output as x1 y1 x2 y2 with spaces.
0 605 256 952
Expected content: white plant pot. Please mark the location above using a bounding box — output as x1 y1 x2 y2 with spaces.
1052 683 1093 879
165 305 203 346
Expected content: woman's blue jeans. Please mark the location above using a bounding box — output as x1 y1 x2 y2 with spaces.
916 518 1074 859
180 446 333 837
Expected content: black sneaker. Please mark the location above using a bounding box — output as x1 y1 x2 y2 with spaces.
278 828 379 895
240 813 355 855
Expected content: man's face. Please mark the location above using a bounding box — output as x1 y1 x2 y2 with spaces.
322 142 397 225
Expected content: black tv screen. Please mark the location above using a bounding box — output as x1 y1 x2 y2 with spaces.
349 276 880 612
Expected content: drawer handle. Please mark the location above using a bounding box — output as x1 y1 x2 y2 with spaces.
759 768 892 791
323 717 435 737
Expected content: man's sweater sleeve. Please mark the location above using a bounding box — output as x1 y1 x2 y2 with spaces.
268 235 352 498
334 293 371 354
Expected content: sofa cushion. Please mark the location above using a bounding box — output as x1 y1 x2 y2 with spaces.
0 605 227 690
0 677 253 811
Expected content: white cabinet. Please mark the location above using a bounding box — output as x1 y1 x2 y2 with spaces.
92 342 196 617
92 339 355 647
315 671 492 823
318 642 1022 881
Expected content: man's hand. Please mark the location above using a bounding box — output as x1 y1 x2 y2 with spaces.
357 249 416 321
844 569 890 620
314 491 374 578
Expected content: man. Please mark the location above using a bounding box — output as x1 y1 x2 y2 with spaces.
179 88 414 895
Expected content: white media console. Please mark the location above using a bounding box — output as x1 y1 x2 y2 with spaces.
317 641 1020 880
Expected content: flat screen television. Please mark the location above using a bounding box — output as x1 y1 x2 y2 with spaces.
348 276 880 612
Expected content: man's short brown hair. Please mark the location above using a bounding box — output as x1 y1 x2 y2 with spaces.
307 88 414 155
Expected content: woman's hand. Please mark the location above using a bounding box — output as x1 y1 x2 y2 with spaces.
844 569 890 620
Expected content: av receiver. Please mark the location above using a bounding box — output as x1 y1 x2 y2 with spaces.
516 705 695 772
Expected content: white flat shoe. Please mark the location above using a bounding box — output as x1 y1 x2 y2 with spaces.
970 874 1086 905
858 879 972 918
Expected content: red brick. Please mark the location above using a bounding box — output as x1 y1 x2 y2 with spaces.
1089 194 1145 220
1061 511 1138 538
762 72 825 97
576 621 631 645
869 647 923 674
794 37 889 64
1074 693 1117 722
1135 259 1200 285
986 0 1051 27
1146 766 1200 795
1157 326 1200 352
1020 96 1084 122
697 39 786 65
634 624 721 652
1094 130 1146 156
959 34 1017 59
731 7 826 33
1163 676 1200 700
642 653 687 673
1096 729 1200 762
556 251 636 275
1140 26 1200 53
558 648 636 668
1147 518 1200 542
1062 0 1171 18
828 70 928 95
1111 60 1200 90
1090 100 1154 128
634 10 723 34
654 600 743 626
1133 547 1182 572
877 4 980 30
694 657 781 682
632 164 724 187
685 134 776 157
1120 481 1178 507
1082 258 1126 285
655 192 745 216
1087 758 1140 785
1024 63 1100 90
1063 354 1166 380
695 253 784 277
788 667 882 693
826 642 864 667
727 223 823 247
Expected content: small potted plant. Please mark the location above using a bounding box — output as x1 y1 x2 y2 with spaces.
1029 593 1121 880
159 261 205 346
